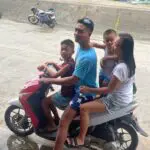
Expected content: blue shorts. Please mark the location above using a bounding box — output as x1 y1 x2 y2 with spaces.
69 93 94 111
51 91 71 110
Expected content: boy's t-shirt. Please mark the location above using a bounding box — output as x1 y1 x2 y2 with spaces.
73 46 97 96
60 59 75 98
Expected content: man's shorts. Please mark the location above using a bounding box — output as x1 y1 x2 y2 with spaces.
69 93 94 111
51 91 71 110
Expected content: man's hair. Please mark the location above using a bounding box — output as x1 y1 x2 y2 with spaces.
103 29 117 39
61 39 74 49
77 17 94 33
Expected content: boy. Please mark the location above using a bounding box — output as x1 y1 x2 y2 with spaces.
37 39 75 132
91 29 118 87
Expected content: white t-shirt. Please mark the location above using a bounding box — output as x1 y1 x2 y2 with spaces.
112 63 133 106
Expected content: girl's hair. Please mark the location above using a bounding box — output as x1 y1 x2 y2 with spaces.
119 33 136 77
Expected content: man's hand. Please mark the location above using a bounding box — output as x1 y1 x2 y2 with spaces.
39 77 51 84
80 86 90 93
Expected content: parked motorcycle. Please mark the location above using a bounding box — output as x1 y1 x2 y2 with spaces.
4 69 148 150
28 7 56 28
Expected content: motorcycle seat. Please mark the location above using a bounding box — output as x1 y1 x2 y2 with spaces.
89 101 138 126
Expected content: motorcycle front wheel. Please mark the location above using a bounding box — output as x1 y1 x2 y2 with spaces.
5 105 34 136
28 15 39 25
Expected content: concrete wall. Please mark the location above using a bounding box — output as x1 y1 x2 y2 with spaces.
0 0 150 38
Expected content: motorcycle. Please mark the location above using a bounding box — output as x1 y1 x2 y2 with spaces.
28 7 56 28
4 69 148 150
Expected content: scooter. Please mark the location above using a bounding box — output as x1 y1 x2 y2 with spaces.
4 70 148 150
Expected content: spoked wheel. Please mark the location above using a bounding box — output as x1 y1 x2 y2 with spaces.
48 20 56 28
5 105 34 136
28 15 39 25
114 122 138 150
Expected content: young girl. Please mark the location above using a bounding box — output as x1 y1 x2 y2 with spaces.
67 33 136 146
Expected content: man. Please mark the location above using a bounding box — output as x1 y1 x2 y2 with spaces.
40 17 97 150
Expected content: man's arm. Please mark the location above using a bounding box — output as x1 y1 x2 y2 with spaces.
91 42 106 49
100 55 118 68
103 55 118 61
80 75 121 95
40 75 79 86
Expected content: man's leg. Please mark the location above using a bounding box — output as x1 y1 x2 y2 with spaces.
53 106 77 150
42 96 57 131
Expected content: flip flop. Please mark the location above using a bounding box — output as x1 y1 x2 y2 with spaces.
65 137 84 148
41 126 58 133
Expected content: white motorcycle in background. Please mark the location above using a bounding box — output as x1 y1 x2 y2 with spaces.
28 7 57 28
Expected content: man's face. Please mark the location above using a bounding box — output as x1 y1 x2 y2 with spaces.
74 23 90 43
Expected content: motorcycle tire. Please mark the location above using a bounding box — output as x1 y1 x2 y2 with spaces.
5 105 34 136
114 122 138 150
28 15 39 25
48 20 56 28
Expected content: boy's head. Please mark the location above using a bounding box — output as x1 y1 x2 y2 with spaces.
103 29 117 52
60 39 74 60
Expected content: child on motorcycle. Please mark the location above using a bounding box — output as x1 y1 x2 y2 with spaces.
37 39 75 132
91 29 118 88
91 29 137 94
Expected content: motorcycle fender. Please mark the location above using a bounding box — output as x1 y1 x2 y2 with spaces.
8 99 23 108
51 16 55 19
120 117 148 137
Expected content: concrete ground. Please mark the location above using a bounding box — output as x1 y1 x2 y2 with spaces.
0 0 150 41
0 19 150 149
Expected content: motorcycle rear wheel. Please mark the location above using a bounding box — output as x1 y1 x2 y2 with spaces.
28 15 39 25
114 122 138 150
5 105 34 136
48 20 56 28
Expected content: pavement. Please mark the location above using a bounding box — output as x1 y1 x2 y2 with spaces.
0 0 150 40
0 19 150 149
